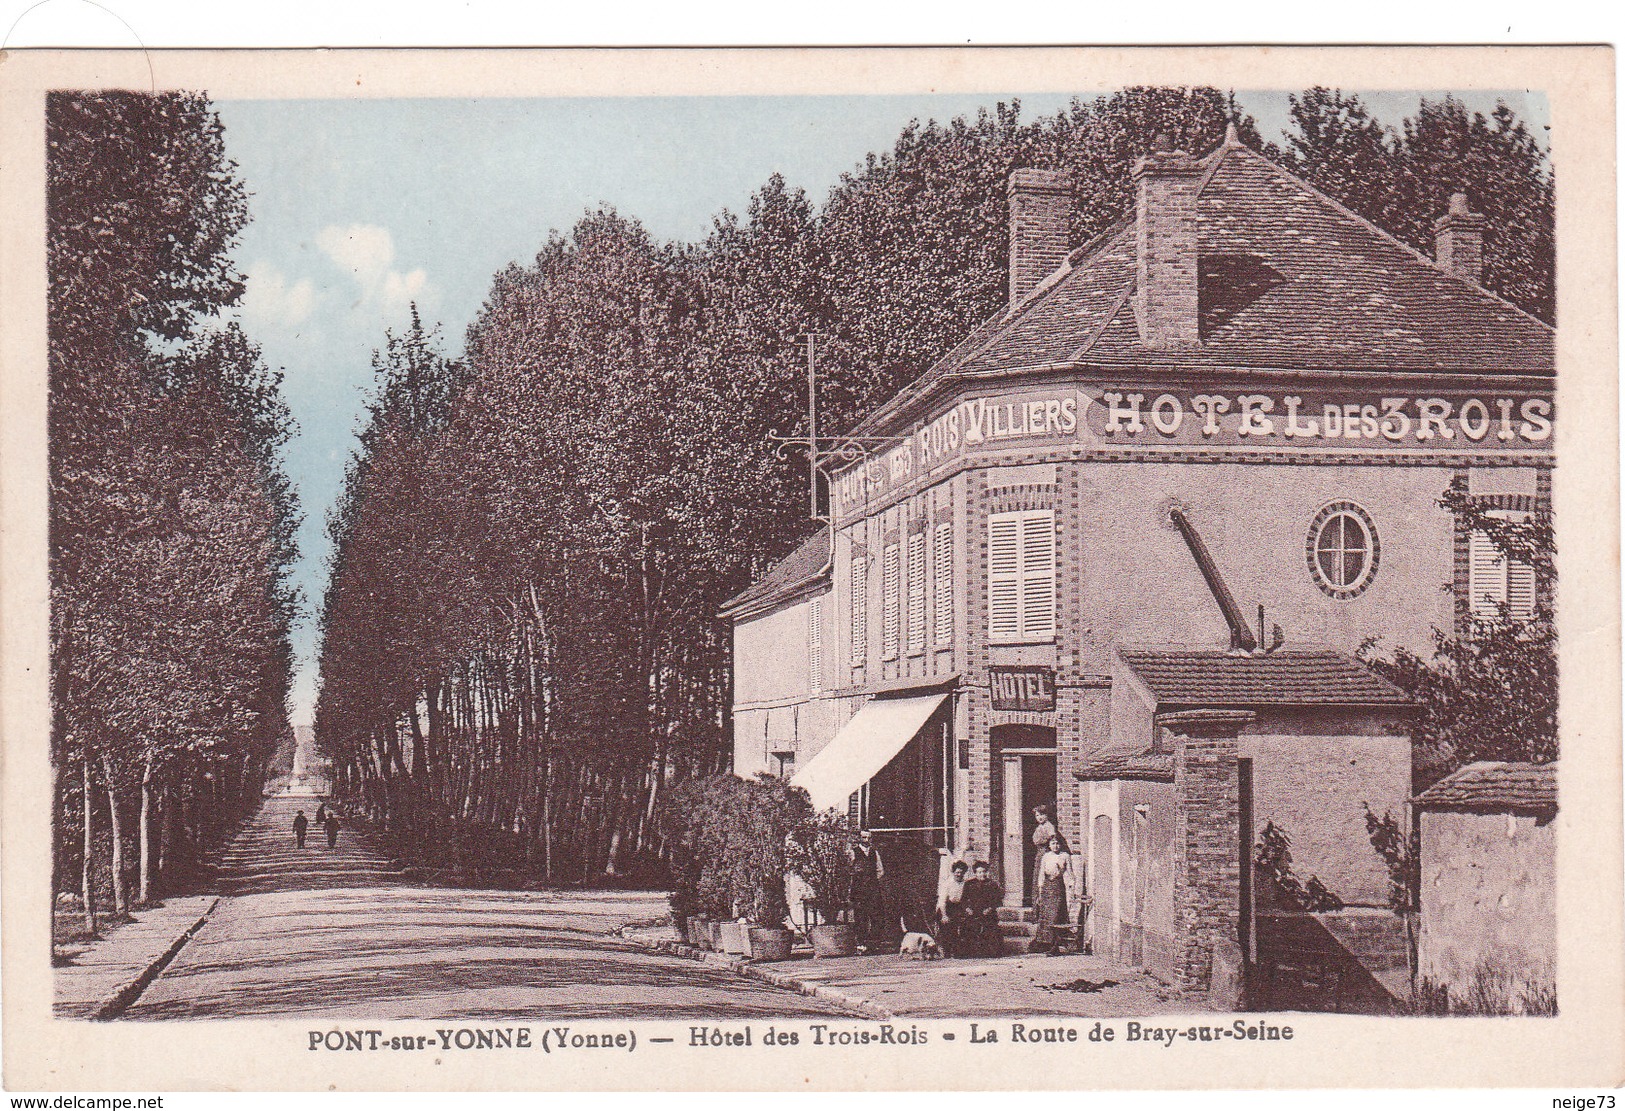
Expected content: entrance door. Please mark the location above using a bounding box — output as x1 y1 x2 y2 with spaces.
998 749 1057 905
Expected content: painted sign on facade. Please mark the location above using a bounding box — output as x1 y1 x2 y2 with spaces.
1085 390 1554 447
989 666 1057 712
833 386 1553 512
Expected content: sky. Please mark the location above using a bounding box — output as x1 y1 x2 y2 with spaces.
213 89 1550 726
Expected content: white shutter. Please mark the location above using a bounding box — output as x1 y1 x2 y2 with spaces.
1470 511 1537 622
907 532 927 653
882 543 900 660
933 522 953 646
988 515 1022 642
808 595 823 692
1507 558 1536 620
1020 511 1056 640
1468 529 1507 619
849 556 868 665
990 510 1055 642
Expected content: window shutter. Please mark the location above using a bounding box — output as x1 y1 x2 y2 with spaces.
933 521 953 646
1507 559 1536 620
808 595 823 692
907 532 927 653
882 543 900 660
1020 511 1056 639
988 516 1022 642
1470 511 1537 622
1468 529 1507 618
849 556 867 664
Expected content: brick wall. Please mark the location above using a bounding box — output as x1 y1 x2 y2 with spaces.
1173 730 1242 993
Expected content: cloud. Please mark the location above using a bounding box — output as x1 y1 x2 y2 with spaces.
314 224 436 323
240 260 317 328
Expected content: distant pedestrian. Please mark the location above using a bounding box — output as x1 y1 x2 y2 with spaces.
314 803 327 826
293 809 308 849
323 810 340 849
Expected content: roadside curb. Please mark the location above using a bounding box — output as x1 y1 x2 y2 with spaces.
91 895 221 1021
619 928 895 1021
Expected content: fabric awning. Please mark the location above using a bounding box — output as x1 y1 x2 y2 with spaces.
791 693 948 811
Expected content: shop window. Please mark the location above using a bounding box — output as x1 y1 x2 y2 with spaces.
882 543 900 660
933 521 954 647
1469 513 1536 621
906 532 927 654
808 595 824 692
988 509 1056 642
1306 501 1379 599
850 556 867 665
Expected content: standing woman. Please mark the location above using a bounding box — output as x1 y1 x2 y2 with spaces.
1030 834 1075 954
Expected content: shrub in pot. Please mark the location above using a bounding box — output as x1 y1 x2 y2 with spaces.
787 809 858 958
736 777 810 961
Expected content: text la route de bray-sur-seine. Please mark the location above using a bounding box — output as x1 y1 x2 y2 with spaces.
306 1020 1293 1054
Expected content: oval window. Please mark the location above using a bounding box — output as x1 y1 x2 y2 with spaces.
1307 501 1379 598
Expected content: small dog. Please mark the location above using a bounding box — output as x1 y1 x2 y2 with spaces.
898 931 943 960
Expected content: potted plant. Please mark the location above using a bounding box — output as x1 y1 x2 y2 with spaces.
658 775 736 951
787 809 858 958
745 777 809 961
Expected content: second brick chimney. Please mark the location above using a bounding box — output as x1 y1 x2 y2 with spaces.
1133 137 1204 348
1434 192 1487 284
1007 169 1072 307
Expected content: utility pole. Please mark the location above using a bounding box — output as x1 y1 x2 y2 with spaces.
804 333 826 521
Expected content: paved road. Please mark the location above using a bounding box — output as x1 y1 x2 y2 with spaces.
123 797 846 1020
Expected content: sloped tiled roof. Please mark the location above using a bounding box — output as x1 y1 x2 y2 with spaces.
1413 761 1557 813
719 527 830 619
855 136 1553 438
1119 648 1411 708
1074 750 1175 782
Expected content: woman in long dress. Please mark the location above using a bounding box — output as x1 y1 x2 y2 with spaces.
1030 834 1074 954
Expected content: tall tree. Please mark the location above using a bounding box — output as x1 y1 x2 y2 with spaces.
1279 89 1554 322
49 91 296 928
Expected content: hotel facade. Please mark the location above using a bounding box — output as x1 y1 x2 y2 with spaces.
722 129 1553 998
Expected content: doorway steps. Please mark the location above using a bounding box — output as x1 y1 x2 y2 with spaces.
998 906 1039 954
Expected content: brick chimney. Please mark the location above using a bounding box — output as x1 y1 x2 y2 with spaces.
1434 192 1487 283
1133 136 1204 347
1007 169 1071 307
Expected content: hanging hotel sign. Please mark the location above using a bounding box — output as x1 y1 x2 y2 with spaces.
834 386 1553 511
989 666 1057 712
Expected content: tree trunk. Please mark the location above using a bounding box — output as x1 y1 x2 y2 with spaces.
80 756 97 936
139 752 155 905
101 752 128 916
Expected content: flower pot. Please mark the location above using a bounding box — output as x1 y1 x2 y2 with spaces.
808 922 857 958
748 926 795 962
718 920 749 956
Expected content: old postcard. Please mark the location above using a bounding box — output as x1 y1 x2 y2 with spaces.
1 45 1619 1093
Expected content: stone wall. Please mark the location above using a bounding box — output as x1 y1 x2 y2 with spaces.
1418 809 1556 1010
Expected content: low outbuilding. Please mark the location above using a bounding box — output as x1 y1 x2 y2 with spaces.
1413 760 1557 1013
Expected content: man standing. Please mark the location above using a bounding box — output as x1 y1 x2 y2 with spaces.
292 809 308 849
849 829 885 951
323 809 340 849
